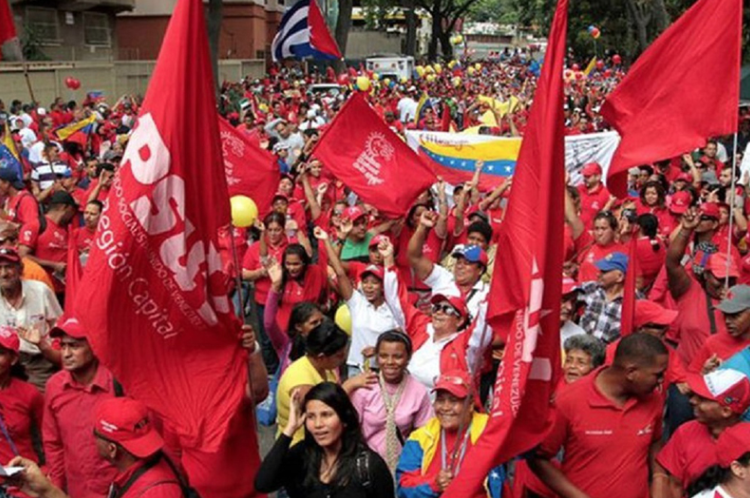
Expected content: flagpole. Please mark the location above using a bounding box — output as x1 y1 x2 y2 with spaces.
13 38 36 103
726 132 739 288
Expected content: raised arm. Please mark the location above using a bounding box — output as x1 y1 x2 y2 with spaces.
407 211 438 281
666 208 699 300
564 185 585 240
314 227 353 300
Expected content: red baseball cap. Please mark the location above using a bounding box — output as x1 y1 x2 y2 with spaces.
50 316 87 339
716 422 750 467
687 368 750 415
700 202 721 220
669 191 692 215
343 206 367 222
0 248 21 265
634 300 678 329
0 326 19 353
432 369 472 399
707 252 740 279
359 264 385 281
272 192 289 203
675 172 694 183
368 234 390 248
430 293 469 319
581 162 603 177
561 277 579 295
94 398 164 458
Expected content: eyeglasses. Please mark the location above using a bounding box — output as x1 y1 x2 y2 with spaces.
700 215 717 222
431 303 460 316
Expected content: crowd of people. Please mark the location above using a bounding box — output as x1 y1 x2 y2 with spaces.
1 49 750 498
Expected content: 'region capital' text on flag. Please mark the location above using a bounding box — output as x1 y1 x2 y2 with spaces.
218 115 279 219
443 0 568 494
75 0 247 452
312 93 437 217
601 0 741 197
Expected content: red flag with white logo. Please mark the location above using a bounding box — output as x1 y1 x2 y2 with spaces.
218 115 278 218
312 93 436 217
443 0 567 494
74 0 247 451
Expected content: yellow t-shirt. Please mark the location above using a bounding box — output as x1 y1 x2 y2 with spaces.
276 356 338 444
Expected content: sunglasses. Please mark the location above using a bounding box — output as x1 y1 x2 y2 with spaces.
431 303 460 316
700 215 718 222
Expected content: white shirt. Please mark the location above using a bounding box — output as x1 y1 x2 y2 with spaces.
397 97 418 123
408 325 457 391
422 263 489 320
18 128 36 149
692 486 734 498
0 280 62 355
346 290 398 368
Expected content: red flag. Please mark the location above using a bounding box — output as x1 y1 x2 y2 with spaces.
0 0 16 45
443 0 568 494
218 115 279 218
308 0 342 59
64 238 83 315
620 233 639 336
601 0 741 197
75 0 246 451
312 93 437 217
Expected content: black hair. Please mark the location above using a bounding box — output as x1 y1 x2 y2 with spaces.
305 319 348 357
613 333 668 368
95 163 116 176
263 211 286 228
287 302 323 361
687 452 750 497
466 221 493 245
87 200 104 212
594 210 618 231
639 181 666 208
375 329 413 358
302 382 368 489
406 202 433 229
282 244 311 288
636 213 660 243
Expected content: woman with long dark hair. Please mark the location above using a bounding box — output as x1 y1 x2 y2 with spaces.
256 382 395 498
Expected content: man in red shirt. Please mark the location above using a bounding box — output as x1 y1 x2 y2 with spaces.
43 317 118 498
653 368 750 497
0 168 40 255
529 333 669 498
576 162 612 229
690 285 750 374
30 191 78 297
9 397 184 498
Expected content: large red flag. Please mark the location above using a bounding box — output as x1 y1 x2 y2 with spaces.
312 93 437 217
74 0 247 451
218 115 279 218
443 0 568 494
0 0 17 61
601 0 741 197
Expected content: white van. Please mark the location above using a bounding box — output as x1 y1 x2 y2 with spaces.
365 55 415 81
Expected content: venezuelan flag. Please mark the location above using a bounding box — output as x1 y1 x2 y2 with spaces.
56 114 97 141
407 131 521 189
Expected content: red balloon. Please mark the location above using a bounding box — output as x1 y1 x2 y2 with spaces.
612 54 622 65
571 63 580 71
603 69 612 78
575 72 584 80
596 60 604 70
73 79 81 90
337 74 349 85
64 77 75 89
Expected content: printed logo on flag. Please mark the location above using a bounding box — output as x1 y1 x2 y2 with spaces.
220 129 244 187
353 132 393 186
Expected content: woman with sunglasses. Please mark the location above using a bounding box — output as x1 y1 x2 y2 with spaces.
349 331 432 474
257 382 395 498
379 239 489 392
396 370 505 498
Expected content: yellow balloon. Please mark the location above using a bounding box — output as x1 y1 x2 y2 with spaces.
455 35 463 44
425 65 434 74
434 63 442 74
426 74 436 83
400 76 408 83
383 77 391 86
371 73 379 81
230 195 258 228
335 304 352 335
474 63 482 71
356 75 371 91
467 67 476 76
452 76 461 87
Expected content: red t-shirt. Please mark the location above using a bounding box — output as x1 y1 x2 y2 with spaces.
6 192 40 249
538 367 663 498
674 278 727 367
656 420 719 489
71 226 95 253
0 378 44 464
241 237 292 306
634 237 666 290
689 332 750 374
35 218 68 292
575 231 626 283
577 183 611 229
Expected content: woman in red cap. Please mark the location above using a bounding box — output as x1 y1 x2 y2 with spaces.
0 326 44 466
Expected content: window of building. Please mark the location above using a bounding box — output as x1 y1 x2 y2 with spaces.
25 7 60 45
83 12 111 47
